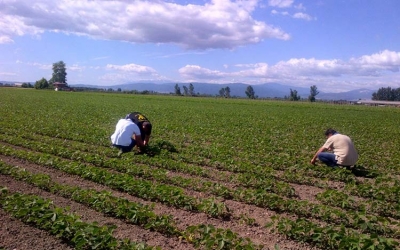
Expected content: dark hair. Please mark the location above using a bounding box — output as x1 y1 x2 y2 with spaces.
143 122 152 134
324 128 337 136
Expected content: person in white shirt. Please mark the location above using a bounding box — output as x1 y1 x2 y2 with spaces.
111 117 147 156
311 128 358 168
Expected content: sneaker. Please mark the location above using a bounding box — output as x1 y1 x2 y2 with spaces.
117 149 123 157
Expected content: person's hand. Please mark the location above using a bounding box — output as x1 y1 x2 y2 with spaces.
311 158 316 165
138 145 147 153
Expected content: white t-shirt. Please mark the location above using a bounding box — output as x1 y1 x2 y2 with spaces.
110 119 141 146
323 133 358 166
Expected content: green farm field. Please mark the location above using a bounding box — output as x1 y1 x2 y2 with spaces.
1 88 400 249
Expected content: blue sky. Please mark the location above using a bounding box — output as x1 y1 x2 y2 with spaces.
1 0 399 92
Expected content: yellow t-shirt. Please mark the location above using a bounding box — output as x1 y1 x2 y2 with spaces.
323 134 358 166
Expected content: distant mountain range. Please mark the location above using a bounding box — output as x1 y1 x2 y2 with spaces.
73 81 374 101
1 80 374 100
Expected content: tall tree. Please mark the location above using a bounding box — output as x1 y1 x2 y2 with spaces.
174 84 181 95
289 89 300 101
182 85 189 96
50 61 67 84
218 88 226 97
308 85 319 102
224 86 231 98
189 83 195 96
245 85 256 99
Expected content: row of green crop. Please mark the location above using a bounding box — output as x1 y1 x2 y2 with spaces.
0 129 297 198
267 215 399 250
0 145 230 218
0 186 157 250
1 128 393 205
1 130 399 210
316 189 400 220
2 125 363 185
0 161 179 236
2 159 399 250
0 161 263 250
1 145 398 240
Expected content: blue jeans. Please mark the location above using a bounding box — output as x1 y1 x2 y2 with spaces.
318 152 338 167
113 139 136 153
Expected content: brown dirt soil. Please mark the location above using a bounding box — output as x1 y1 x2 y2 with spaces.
0 154 319 250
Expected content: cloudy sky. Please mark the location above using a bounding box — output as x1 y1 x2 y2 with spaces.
1 0 399 92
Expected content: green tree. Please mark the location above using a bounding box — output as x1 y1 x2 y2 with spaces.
224 86 231 98
182 85 189 95
218 87 231 98
289 89 300 101
50 61 67 84
21 82 33 88
245 85 256 99
174 84 181 95
34 78 49 89
308 85 319 102
372 87 400 101
189 83 195 96
218 88 225 97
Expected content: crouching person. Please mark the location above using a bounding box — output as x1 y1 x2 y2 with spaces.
111 115 147 156
311 128 358 168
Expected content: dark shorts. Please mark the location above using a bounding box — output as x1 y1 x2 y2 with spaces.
113 139 136 153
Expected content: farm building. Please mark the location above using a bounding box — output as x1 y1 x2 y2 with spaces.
356 100 400 107
53 82 71 91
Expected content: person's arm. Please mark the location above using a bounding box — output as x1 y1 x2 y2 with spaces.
311 146 327 165
133 134 145 148
143 134 150 146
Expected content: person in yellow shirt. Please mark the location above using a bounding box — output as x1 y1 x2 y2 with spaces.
311 128 358 168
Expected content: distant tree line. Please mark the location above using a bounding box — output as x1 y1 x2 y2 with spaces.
9 60 322 103
173 83 319 102
21 82 34 88
174 83 196 96
372 87 400 101
0 82 34 88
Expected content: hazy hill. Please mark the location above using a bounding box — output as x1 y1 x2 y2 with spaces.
77 82 373 101
1 80 374 100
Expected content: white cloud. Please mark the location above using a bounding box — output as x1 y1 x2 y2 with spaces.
15 60 52 70
179 65 227 81
271 10 314 20
292 12 313 21
103 63 168 84
271 10 289 16
0 35 14 44
269 1 314 20
68 64 85 72
178 50 400 91
354 50 400 68
0 0 290 50
106 63 157 74
268 0 294 8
